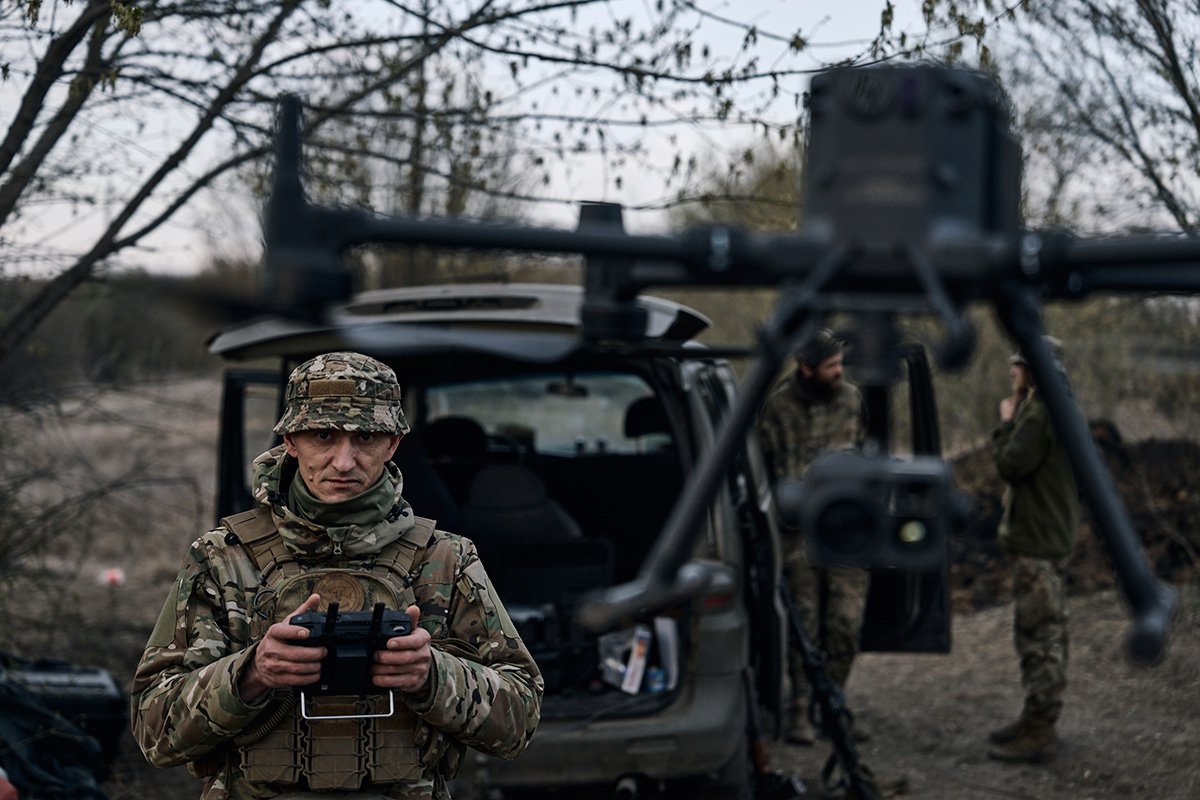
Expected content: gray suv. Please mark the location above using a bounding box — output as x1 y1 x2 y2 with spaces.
211 282 788 799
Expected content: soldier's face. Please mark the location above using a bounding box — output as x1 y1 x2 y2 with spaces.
1010 364 1032 395
801 353 844 387
284 429 402 502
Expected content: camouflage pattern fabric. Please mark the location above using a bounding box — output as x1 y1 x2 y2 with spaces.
757 374 867 712
783 545 869 700
274 351 410 435
757 377 865 484
1011 555 1069 726
130 446 542 799
992 387 1076 730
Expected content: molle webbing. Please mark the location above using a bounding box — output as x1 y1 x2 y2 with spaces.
216 507 437 790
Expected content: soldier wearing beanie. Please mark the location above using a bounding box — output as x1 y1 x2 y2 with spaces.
756 329 869 746
131 352 542 799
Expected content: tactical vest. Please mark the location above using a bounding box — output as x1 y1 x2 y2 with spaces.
220 507 436 793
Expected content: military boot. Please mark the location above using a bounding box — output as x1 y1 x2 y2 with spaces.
987 722 1057 763
988 714 1034 745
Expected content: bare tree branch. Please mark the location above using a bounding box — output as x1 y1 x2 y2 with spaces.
0 0 951 364
0 0 112 178
1008 0 1200 231
0 0 304 360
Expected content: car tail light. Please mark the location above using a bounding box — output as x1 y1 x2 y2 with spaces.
699 589 736 613
697 562 738 613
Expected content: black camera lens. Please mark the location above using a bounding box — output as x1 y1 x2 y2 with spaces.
814 498 879 561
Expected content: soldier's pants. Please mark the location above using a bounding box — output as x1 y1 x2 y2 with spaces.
785 543 868 712
1012 555 1069 726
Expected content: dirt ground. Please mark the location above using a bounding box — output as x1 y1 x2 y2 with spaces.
767 586 1200 800
3 378 1198 800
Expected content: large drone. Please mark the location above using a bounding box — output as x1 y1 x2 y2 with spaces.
260 65 1184 668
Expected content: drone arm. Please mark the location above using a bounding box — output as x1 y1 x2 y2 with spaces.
996 284 1178 665
1035 232 1200 297
578 250 850 632
578 317 813 632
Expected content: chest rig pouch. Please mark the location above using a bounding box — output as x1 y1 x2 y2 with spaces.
222 507 436 793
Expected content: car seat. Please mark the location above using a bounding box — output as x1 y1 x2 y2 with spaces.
457 463 583 551
391 430 460 531
457 463 589 585
424 415 490 503
624 396 672 451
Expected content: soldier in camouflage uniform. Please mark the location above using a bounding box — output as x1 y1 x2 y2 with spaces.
131 351 543 799
756 330 868 746
987 339 1078 764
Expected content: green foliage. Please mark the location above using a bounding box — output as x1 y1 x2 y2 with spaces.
19 0 43 26
668 140 804 232
111 3 144 36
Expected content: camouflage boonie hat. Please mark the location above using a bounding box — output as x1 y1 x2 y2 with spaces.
273 351 410 435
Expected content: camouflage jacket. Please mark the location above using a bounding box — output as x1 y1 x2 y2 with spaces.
756 374 865 483
991 390 1080 559
130 445 543 799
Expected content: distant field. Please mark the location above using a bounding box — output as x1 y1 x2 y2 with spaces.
1 377 225 677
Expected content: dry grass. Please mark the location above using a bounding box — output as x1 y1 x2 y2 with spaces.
1 377 222 676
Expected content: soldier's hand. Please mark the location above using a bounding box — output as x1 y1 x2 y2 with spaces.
240 593 327 701
372 605 432 694
999 395 1019 422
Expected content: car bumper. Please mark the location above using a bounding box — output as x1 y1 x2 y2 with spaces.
476 611 749 789
481 670 744 788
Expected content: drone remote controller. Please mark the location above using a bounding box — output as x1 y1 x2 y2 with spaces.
289 601 412 696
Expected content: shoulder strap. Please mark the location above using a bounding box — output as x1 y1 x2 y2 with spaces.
409 516 437 548
220 506 288 574
220 509 438 582
371 516 437 584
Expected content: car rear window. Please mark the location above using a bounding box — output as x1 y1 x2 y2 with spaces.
425 371 666 456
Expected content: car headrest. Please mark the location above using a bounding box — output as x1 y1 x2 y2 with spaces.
624 396 670 439
459 464 584 549
466 464 547 509
425 415 487 459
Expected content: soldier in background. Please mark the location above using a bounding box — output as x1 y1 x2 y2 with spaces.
757 329 868 745
988 338 1079 763
131 351 542 799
